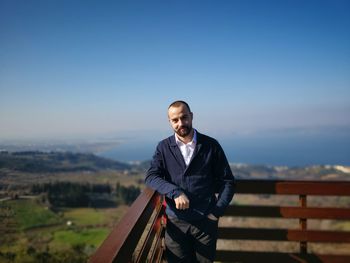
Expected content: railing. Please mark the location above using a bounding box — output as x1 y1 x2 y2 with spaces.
216 180 350 262
89 179 350 263
89 187 166 263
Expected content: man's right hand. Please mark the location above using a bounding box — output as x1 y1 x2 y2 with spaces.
174 193 190 210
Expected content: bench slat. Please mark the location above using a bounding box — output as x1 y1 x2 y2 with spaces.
225 205 350 219
216 250 350 263
235 180 350 195
135 203 164 263
218 227 350 242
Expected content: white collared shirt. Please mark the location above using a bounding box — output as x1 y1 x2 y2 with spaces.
175 129 197 166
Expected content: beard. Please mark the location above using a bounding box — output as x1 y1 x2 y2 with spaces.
175 125 192 137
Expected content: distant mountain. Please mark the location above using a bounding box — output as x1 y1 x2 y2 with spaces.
0 151 131 173
0 140 121 153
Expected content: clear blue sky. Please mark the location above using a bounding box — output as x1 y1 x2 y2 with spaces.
1 0 349 141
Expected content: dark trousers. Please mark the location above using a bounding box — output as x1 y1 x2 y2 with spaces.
165 216 218 263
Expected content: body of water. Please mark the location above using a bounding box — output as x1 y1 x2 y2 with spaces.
99 132 350 167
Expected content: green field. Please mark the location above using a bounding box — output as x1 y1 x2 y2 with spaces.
50 228 109 250
61 206 128 226
0 198 129 262
5 199 63 230
336 221 350 231
63 208 107 225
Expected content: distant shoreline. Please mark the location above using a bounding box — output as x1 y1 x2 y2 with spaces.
99 141 350 167
1 133 349 167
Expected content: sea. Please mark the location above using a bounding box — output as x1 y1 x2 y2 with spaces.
99 132 350 167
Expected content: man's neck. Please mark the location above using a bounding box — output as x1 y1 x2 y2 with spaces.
176 129 194 144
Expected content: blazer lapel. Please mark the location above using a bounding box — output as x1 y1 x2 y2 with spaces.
190 132 203 162
169 136 187 169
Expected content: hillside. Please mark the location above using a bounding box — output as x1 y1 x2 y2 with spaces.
1 151 349 263
1 151 349 192
0 151 130 173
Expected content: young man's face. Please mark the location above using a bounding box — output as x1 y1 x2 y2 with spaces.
168 104 193 138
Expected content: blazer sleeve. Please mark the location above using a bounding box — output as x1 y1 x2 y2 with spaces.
145 142 183 199
211 142 235 218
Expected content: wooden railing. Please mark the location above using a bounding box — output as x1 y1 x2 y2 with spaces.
89 187 166 263
89 179 350 263
216 180 350 262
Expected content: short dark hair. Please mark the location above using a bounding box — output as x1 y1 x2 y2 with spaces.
168 100 191 112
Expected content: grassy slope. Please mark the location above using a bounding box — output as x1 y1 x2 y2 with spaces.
61 206 128 226
63 208 106 226
0 199 129 255
5 199 62 230
50 228 110 250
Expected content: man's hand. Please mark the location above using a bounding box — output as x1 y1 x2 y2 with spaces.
174 193 190 210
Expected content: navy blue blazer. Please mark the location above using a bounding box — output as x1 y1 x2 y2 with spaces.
145 131 235 221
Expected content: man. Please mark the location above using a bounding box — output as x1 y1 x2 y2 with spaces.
145 100 235 263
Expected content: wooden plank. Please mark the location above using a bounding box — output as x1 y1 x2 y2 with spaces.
89 188 161 263
218 227 350 242
149 226 166 263
225 205 350 219
135 202 164 263
235 180 350 195
215 251 350 263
